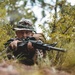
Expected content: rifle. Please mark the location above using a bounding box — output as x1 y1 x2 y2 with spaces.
18 37 66 52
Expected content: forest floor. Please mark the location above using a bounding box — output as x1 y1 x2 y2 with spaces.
0 60 75 75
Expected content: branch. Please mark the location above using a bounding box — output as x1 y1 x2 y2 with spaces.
62 25 71 34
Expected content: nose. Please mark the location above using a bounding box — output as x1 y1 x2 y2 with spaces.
22 32 27 38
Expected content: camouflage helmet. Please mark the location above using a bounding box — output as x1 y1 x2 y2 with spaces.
14 18 34 31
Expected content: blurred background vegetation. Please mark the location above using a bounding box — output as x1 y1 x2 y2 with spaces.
0 0 75 71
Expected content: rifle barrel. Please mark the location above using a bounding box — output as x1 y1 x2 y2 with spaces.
48 46 66 52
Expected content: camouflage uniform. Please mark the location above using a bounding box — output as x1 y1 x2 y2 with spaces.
6 18 46 65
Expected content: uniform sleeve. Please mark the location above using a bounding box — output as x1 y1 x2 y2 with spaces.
5 38 15 59
33 33 46 43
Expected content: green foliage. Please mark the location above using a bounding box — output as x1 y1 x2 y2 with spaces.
61 41 75 69
0 25 15 51
2 24 15 37
39 2 75 69
0 26 9 50
0 8 6 18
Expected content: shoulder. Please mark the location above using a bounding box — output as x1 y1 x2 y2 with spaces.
33 33 46 42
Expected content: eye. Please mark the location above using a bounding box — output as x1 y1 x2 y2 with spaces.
16 31 24 34
20 31 24 34
26 31 29 34
26 31 31 34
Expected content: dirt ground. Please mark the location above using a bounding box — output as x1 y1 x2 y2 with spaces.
0 61 74 75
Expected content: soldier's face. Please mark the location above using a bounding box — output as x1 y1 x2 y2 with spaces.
16 30 33 39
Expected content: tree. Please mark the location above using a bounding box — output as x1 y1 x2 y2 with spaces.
39 1 75 67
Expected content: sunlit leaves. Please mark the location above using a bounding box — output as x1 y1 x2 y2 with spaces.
0 25 15 51
0 1 6 18
0 8 6 18
38 1 75 67
0 26 9 50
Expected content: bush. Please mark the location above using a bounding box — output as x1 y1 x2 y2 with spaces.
0 24 15 51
